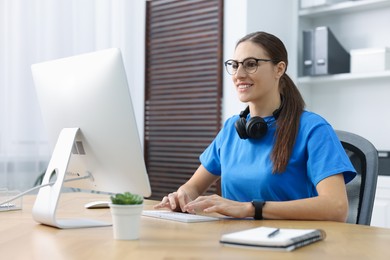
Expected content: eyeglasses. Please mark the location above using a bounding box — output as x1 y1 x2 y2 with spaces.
224 57 274 75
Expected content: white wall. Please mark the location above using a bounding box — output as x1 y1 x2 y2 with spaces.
222 0 248 120
122 0 146 141
309 79 390 150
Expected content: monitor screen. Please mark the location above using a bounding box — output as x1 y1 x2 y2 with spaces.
31 49 151 228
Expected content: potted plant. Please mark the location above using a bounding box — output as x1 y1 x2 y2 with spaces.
109 192 144 240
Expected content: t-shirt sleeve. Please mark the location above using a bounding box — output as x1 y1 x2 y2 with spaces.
199 117 235 176
199 137 222 176
306 124 356 186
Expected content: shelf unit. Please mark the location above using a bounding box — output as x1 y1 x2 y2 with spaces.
295 0 390 142
297 0 390 79
298 70 390 86
299 0 390 17
371 175 390 228
295 0 390 156
295 0 390 228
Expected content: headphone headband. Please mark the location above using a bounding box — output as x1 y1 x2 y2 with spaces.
239 95 284 120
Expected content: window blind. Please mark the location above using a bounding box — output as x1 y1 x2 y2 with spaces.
145 0 223 200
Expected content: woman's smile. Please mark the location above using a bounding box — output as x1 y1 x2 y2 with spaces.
237 82 253 91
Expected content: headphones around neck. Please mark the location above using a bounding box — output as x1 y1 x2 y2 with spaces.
234 96 284 140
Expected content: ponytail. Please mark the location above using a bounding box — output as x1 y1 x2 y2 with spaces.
271 73 305 173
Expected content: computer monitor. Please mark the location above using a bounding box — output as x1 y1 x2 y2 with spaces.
31 48 151 229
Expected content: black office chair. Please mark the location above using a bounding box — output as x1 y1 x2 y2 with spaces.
336 130 379 225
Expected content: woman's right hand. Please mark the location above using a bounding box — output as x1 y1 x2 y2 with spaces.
153 165 218 212
154 188 196 212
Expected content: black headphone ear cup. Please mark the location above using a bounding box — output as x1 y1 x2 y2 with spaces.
246 116 268 139
235 117 249 139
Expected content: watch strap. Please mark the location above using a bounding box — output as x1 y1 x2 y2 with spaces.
251 201 266 220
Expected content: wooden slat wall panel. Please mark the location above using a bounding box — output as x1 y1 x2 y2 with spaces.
145 0 223 200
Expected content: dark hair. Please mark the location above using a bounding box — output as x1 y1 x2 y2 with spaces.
236 31 305 173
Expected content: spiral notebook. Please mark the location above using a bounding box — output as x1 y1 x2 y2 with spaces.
220 226 326 251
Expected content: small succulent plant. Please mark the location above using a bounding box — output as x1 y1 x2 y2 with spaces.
110 192 143 205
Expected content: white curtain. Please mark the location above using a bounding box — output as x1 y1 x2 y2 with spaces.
0 0 146 192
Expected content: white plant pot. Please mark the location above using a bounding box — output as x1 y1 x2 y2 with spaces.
109 203 143 240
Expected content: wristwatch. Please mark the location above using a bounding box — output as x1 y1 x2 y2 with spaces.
251 201 266 220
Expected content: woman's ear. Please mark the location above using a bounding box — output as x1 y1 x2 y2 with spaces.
275 61 286 78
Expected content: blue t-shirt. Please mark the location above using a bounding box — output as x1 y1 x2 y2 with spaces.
199 111 356 202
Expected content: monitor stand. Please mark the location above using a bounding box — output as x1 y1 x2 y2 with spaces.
32 127 111 229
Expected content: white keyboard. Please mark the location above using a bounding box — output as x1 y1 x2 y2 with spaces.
142 210 219 223
0 203 21 212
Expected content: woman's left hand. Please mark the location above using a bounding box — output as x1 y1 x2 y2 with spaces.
182 194 253 219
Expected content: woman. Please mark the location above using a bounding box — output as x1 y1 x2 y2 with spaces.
154 31 356 222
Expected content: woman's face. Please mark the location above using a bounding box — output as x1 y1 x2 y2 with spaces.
232 41 283 106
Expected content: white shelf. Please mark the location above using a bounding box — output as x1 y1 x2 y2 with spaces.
296 1 390 228
299 0 390 17
297 70 390 85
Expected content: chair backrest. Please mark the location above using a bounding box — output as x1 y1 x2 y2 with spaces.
336 130 379 225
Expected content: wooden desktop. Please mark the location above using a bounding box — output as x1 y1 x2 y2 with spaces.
1 192 389 259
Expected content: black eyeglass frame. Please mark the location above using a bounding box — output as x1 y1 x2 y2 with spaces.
224 57 276 75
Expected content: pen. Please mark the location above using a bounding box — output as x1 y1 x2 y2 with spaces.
267 228 280 238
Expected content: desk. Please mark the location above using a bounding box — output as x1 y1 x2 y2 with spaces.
1 193 389 259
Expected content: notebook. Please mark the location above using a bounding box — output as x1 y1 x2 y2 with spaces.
220 226 326 251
